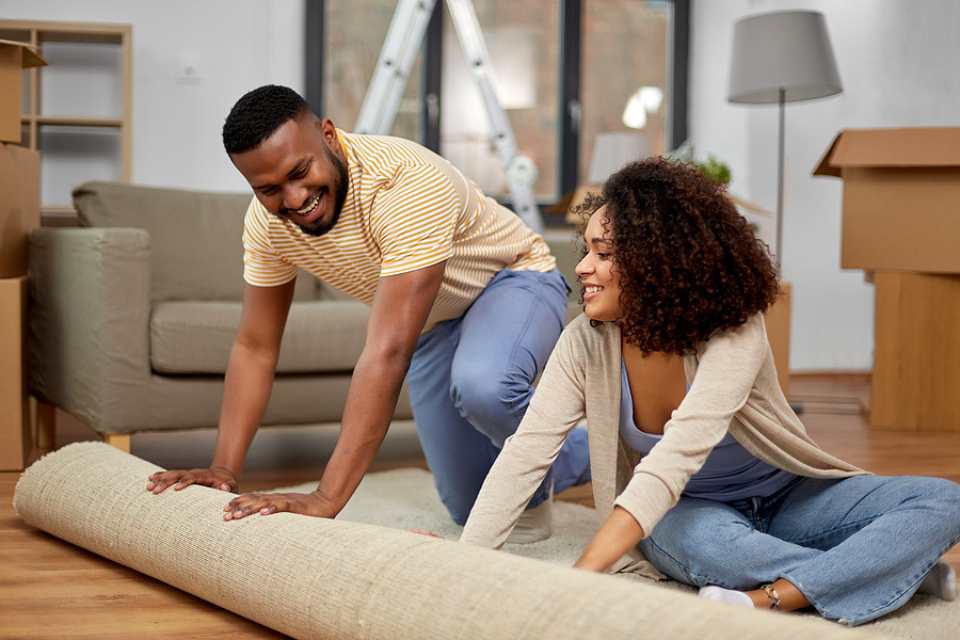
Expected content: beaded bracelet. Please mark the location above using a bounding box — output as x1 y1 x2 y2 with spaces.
760 583 782 610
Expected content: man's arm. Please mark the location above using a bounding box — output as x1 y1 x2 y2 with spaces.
147 280 294 493
222 261 445 519
313 261 445 511
212 280 296 473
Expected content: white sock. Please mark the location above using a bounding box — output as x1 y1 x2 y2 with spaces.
918 562 957 601
698 585 754 608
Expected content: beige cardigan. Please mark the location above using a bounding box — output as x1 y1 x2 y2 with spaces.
460 313 865 577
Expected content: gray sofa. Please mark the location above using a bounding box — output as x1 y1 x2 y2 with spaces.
28 181 581 445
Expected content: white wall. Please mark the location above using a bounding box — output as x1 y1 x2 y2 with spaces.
690 0 960 371
0 0 304 193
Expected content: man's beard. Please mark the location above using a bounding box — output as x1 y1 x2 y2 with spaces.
300 147 349 237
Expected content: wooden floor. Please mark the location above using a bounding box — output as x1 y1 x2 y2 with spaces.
2 375 959 639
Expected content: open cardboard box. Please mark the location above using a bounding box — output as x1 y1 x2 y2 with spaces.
814 127 960 274
816 128 960 431
0 40 43 279
0 39 46 144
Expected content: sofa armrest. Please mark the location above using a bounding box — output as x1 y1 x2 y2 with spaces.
29 228 151 433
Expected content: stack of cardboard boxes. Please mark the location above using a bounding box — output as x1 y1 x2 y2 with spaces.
815 128 960 432
0 40 45 470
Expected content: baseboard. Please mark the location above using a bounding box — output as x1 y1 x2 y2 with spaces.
790 369 871 380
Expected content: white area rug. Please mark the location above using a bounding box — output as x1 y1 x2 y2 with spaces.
279 468 959 640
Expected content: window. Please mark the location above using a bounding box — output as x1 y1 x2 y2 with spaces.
323 0 422 140
580 1 672 185
308 0 687 216
440 1 559 201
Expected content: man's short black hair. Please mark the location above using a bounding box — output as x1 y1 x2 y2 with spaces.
222 85 310 155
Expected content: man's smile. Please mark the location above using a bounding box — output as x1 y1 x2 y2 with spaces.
288 190 327 225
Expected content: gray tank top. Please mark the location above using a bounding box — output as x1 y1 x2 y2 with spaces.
619 361 795 502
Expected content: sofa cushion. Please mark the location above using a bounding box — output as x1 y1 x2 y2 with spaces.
73 181 581 307
74 181 255 303
151 300 370 374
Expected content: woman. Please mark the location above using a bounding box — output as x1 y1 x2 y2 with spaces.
459 159 960 626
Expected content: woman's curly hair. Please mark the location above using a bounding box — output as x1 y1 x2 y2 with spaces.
574 157 779 355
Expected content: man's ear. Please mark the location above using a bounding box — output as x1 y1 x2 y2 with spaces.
318 117 343 160
318 117 337 143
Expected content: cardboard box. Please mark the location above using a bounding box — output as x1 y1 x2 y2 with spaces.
0 143 40 278
871 271 960 432
729 193 775 255
814 128 960 274
764 281 792 396
0 276 30 470
0 40 46 144
564 184 603 223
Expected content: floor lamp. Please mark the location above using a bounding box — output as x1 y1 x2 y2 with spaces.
727 10 843 271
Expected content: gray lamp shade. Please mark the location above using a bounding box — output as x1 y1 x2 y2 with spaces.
728 10 842 104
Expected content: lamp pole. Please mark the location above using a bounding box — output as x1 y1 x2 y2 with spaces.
776 86 785 273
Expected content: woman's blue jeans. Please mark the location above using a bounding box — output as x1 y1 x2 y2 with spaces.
638 474 960 625
405 268 590 526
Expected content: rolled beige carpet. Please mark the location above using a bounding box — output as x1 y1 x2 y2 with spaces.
15 442 884 640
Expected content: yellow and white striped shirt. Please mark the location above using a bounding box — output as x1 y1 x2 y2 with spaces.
242 131 555 328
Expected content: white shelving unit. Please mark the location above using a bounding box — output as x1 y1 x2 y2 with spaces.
0 19 131 224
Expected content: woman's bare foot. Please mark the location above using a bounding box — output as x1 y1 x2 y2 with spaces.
746 578 810 611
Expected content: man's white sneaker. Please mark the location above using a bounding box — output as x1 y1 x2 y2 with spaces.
919 562 957 601
506 499 553 544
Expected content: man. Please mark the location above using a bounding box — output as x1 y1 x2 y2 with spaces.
147 85 589 540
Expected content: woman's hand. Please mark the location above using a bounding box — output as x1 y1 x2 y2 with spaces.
574 507 645 572
223 491 339 520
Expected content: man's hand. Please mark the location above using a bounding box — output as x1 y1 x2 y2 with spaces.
146 466 238 494
222 491 338 521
